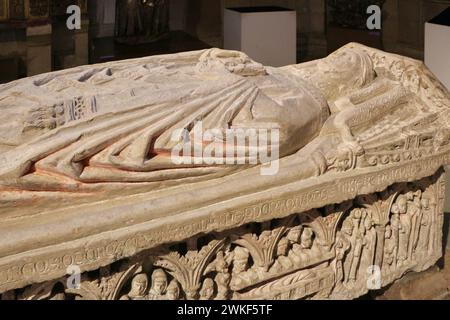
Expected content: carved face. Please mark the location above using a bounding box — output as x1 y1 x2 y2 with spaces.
391 203 399 215
314 48 374 100
319 50 359 74
342 221 353 236
421 198 430 209
215 253 229 274
287 227 302 243
166 284 180 300
150 270 168 295
277 238 290 256
200 279 215 300
300 229 313 249
403 69 421 93
184 289 197 300
152 278 167 295
352 209 362 220
390 60 405 80
397 197 407 214
363 213 372 229
334 147 352 171
233 257 248 274
406 191 414 201
130 275 148 296
385 226 392 239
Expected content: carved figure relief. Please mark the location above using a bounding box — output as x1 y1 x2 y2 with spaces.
2 170 444 300
120 273 148 300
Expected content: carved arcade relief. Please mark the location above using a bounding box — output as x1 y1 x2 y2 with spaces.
1 170 444 300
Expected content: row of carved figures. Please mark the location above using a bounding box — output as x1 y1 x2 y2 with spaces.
0 171 445 300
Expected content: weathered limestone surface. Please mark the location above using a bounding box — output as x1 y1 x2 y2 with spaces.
374 263 450 300
0 43 449 300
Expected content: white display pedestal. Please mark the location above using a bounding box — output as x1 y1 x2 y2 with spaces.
425 7 450 90
224 6 297 67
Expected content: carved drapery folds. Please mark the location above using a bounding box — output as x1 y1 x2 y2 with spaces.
2 169 444 300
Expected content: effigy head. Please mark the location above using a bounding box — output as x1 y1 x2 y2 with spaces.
314 47 375 100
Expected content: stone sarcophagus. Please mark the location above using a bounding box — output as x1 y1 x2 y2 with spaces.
0 43 449 300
